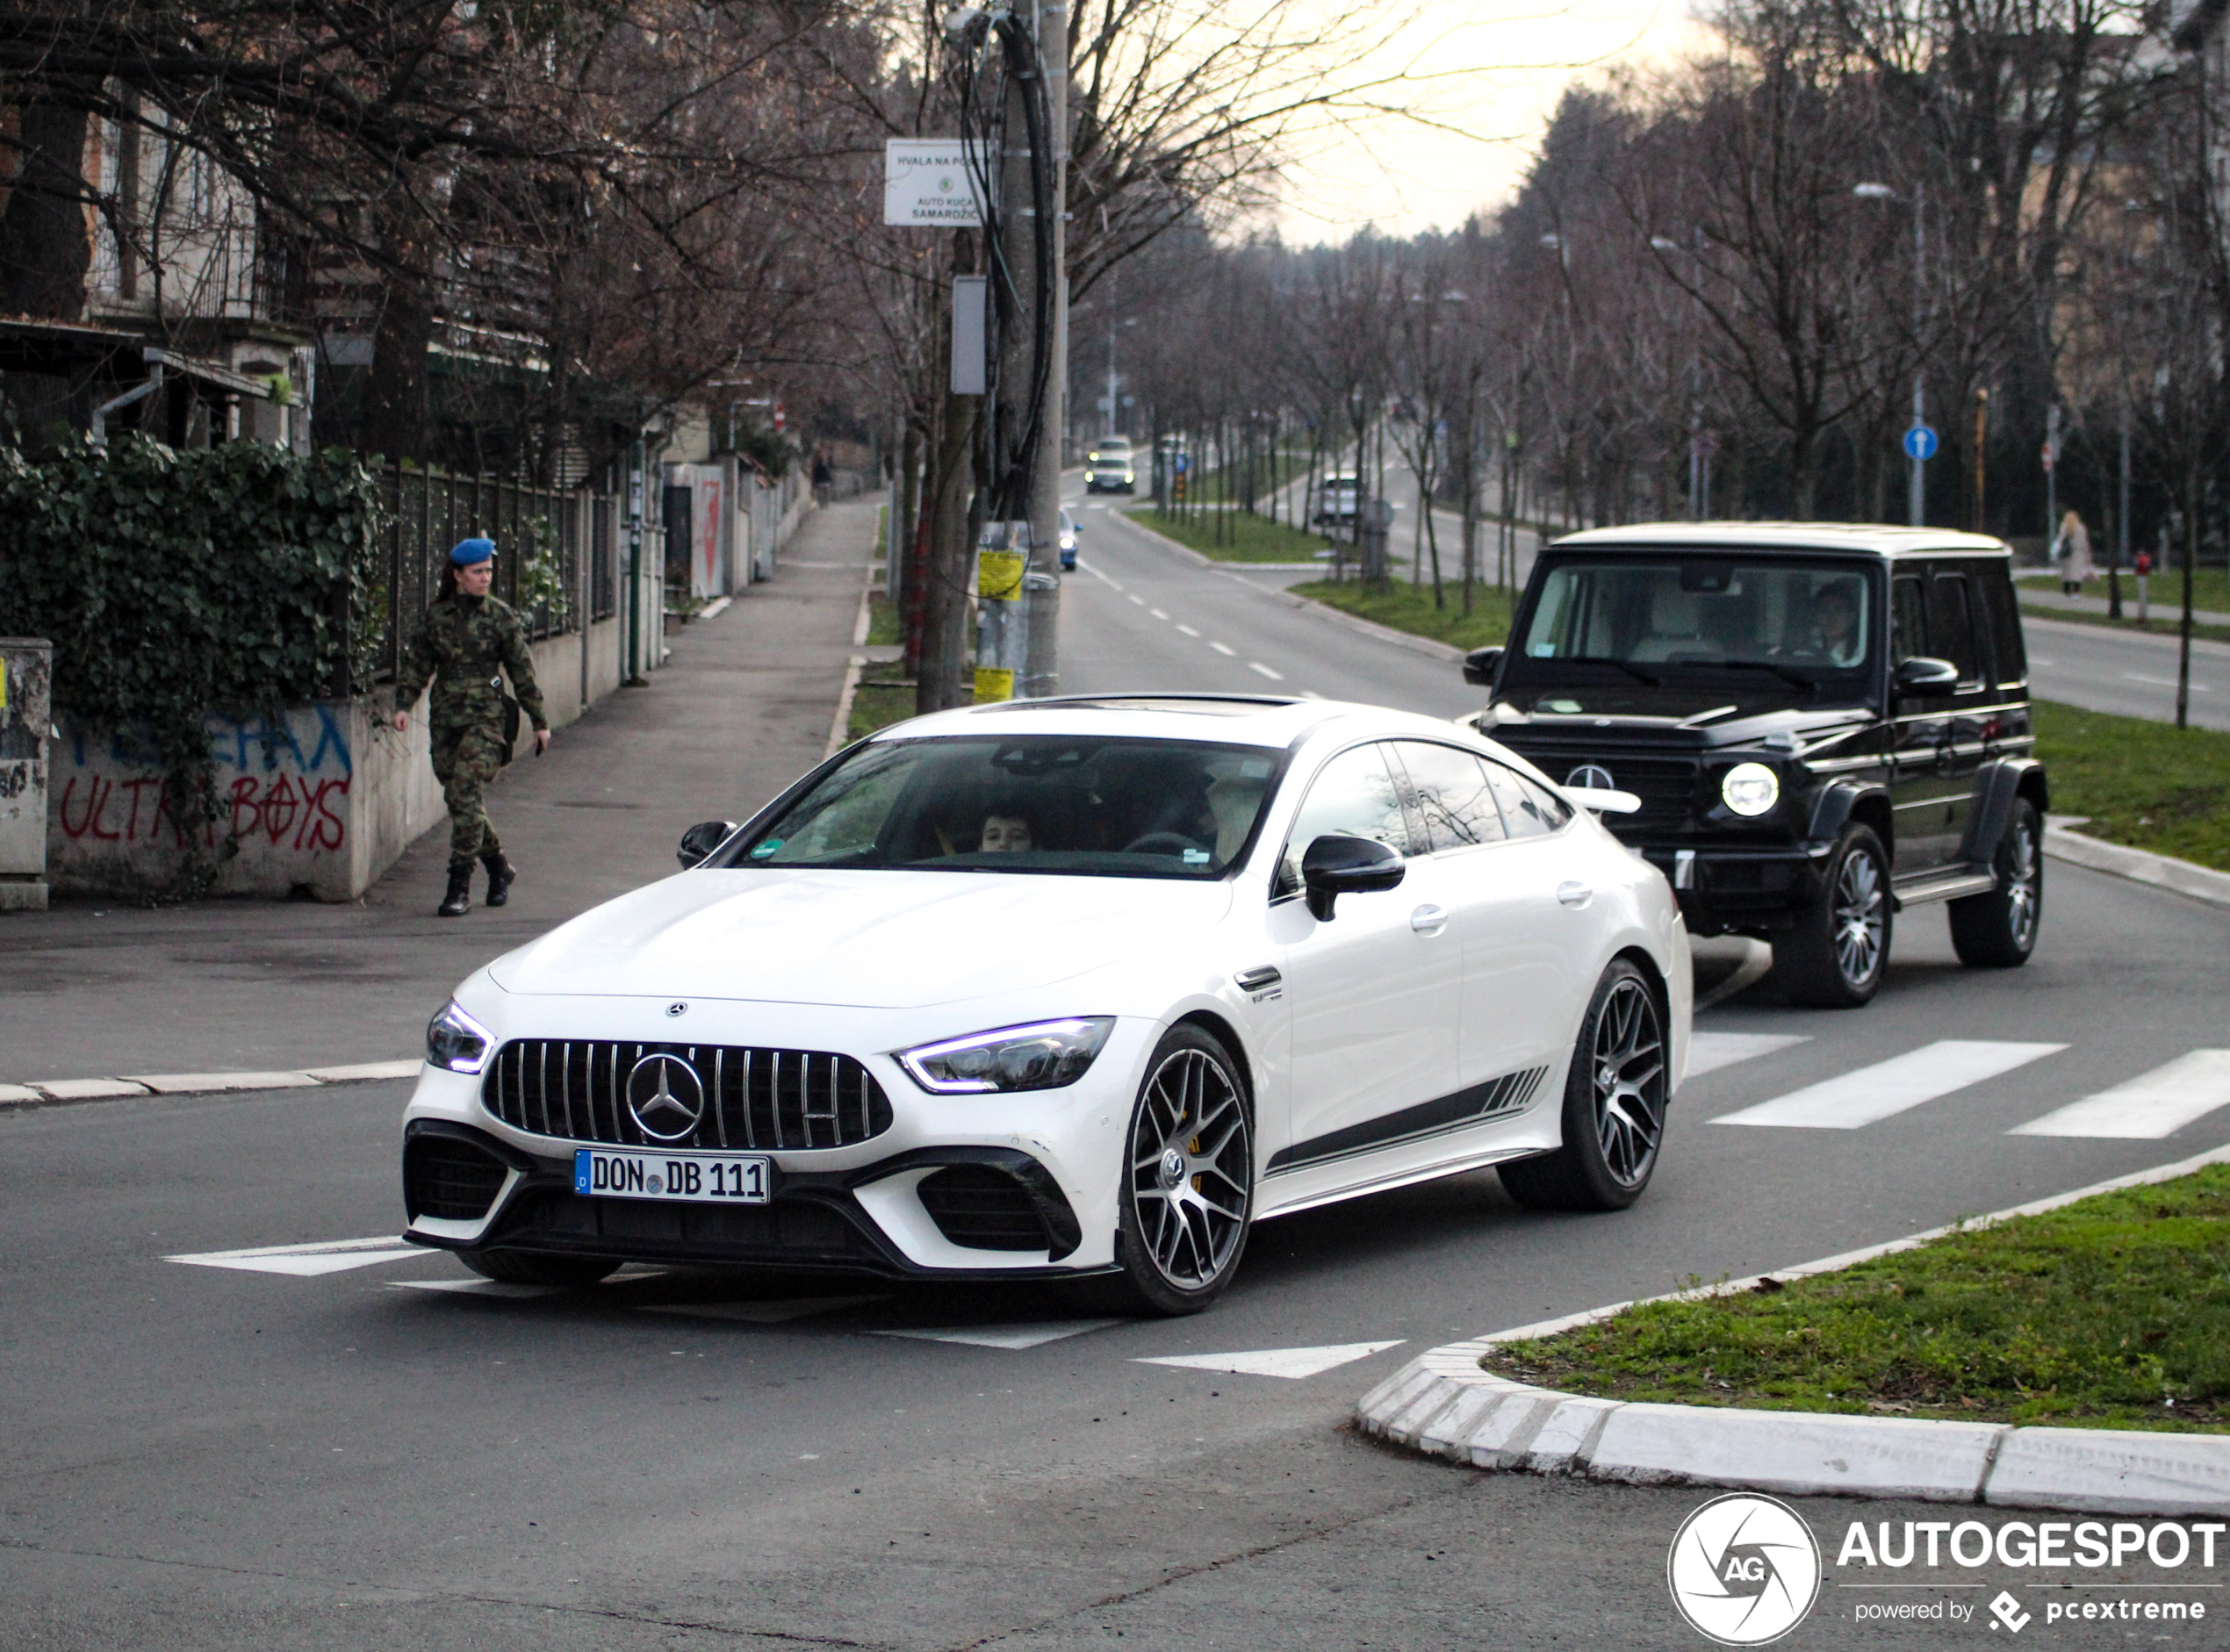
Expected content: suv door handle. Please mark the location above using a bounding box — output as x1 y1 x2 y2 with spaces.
1409 903 1449 934
1557 881 1593 908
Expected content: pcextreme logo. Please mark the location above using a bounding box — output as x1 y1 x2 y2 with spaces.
1667 1493 1824 1645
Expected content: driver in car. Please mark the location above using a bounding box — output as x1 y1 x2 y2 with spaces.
1805 584 1863 667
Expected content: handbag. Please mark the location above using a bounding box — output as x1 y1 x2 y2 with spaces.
500 690 523 764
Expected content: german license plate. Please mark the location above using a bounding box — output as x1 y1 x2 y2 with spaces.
573 1148 770 1203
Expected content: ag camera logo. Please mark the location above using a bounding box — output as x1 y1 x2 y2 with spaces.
1668 1493 1823 1645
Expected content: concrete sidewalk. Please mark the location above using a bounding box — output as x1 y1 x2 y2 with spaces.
2017 576 2230 628
0 498 879 1084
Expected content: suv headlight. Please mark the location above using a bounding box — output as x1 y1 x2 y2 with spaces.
1720 762 1781 817
427 1000 493 1074
897 1018 1115 1094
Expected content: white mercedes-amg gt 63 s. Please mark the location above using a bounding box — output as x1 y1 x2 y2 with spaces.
401 694 1691 1314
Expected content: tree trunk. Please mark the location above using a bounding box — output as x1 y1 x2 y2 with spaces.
364 243 434 462
0 97 94 320
916 384 979 715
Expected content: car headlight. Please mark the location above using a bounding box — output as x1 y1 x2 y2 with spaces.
427 1000 494 1074
897 1017 1115 1094
1720 762 1781 817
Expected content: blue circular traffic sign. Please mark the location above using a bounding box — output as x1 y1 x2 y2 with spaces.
1903 424 1939 462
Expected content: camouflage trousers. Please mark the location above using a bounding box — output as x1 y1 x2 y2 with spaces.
430 720 508 867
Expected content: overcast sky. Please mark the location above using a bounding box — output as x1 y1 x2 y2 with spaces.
1265 0 1709 243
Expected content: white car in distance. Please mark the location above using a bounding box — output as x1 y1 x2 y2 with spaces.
403 695 1691 1314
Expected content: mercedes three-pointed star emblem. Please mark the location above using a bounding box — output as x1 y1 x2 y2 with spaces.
1566 764 1615 792
626 1052 706 1142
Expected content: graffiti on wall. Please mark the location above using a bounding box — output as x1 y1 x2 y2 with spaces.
54 706 353 855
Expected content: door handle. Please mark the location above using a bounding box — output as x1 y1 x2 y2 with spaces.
1557 880 1593 909
1409 903 1449 934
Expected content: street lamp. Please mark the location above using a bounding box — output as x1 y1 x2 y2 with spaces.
1651 233 1710 521
1854 180 1927 527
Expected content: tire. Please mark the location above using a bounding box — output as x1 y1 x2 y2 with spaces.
1112 1024 1254 1316
1949 797 2044 968
1500 959 1669 1213
457 1248 622 1287
1773 824 1891 1009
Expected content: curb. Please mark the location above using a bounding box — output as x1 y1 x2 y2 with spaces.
0 1059 421 1112
1357 1142 2230 1516
2043 821 2230 910
1112 513 1469 665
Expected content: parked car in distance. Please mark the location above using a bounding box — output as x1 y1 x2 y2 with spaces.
403 694 1691 1313
1458 523 2047 1009
1313 473 1360 525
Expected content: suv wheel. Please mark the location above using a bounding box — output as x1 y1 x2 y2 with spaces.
1499 959 1667 1212
1775 824 1891 1009
1949 797 2043 968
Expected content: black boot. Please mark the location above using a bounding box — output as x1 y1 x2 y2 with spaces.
481 851 515 908
437 864 473 917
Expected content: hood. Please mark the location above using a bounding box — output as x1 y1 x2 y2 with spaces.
488 869 1234 1008
1485 699 1874 756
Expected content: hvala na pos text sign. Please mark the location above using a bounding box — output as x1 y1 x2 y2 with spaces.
884 140 995 226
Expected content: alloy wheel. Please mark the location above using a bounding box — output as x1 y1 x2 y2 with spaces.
1833 845 1887 988
2005 818 2040 950
1128 1046 1251 1290
1590 977 1666 1189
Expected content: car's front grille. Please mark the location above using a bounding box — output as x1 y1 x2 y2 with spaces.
917 1166 1052 1252
405 1133 510 1220
480 1040 894 1152
1506 746 1701 834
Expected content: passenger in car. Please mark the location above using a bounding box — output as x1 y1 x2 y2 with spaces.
979 808 1037 853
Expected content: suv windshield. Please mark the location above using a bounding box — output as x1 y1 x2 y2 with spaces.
1507 557 1877 713
725 736 1281 878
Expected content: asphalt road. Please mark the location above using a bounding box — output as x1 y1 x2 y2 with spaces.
8 489 2226 1650
2021 614 2230 732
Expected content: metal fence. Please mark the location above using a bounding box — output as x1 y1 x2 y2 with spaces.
359 465 617 686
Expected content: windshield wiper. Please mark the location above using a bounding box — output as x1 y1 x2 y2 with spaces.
1557 657 1661 686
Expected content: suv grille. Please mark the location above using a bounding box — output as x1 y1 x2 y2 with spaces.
1507 747 1701 833
481 1040 894 1152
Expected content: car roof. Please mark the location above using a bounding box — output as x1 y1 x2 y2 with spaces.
1550 521 2010 559
867 693 1475 752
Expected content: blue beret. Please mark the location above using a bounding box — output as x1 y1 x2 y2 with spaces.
450 537 496 566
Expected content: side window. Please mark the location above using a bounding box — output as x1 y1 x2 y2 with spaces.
1978 567 2027 686
1392 742 1507 852
1890 577 1928 665
1277 743 1409 895
1482 759 1572 838
1929 574 1984 688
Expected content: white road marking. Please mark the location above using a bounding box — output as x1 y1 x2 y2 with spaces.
1135 1341 1405 1380
2028 657 2057 666
2123 672 2212 692
1152 608 1171 621
1209 642 1236 657
169 1236 425 1276
390 1279 558 1298
1173 621 1197 635
643 1296 882 1324
870 1318 1126 1350
1086 501 1107 510
1127 593 1145 606
1248 661 1284 680
1074 558 1119 589
1686 1031 1810 1078
1713 1040 2066 1130
1300 689 1326 700
2010 1050 2230 1139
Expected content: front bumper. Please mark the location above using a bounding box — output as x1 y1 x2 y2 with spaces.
1637 842 1833 937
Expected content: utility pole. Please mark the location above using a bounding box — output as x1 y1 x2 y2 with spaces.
1022 0 1067 700
1910 181 1926 527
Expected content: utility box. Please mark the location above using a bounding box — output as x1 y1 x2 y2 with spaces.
0 637 52 910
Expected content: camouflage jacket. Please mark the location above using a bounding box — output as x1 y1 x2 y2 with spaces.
394 593 548 730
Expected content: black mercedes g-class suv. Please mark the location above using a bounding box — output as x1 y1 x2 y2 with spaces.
1461 524 2047 1008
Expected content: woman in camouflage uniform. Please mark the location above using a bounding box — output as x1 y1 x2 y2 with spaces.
391 537 550 916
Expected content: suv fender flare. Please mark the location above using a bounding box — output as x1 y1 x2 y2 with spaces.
1804 779 1893 855
1960 758 2049 866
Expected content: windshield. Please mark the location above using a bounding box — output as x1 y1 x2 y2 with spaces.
1507 557 1877 710
725 736 1283 878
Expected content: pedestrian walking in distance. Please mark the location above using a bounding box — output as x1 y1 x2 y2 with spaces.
2053 508 2094 596
391 537 550 916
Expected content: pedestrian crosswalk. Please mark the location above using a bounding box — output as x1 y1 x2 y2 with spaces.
1698 1038 2230 1140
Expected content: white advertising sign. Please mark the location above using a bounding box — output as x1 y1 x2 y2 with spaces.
884 139 994 226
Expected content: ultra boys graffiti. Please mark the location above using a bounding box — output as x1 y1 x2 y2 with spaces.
54 707 352 855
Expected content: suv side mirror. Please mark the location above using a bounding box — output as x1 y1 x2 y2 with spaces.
678 819 738 869
1301 833 1405 921
1894 656 1960 697
1462 645 1505 687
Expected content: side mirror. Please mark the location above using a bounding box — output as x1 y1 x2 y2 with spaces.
678 819 738 869
1462 645 1505 687
1301 833 1405 921
1894 656 1960 697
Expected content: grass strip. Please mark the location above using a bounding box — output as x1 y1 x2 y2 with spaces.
847 660 916 743
1287 578 1520 655
1483 1166 2230 1433
2019 565 2230 614
2033 700 2230 872
1126 506 1339 564
2020 603 2230 647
